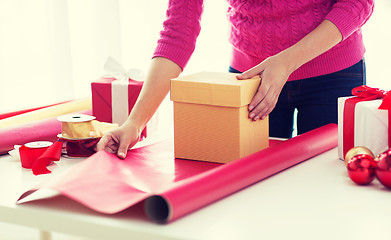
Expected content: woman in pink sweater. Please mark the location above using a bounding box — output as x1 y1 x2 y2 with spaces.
98 0 374 158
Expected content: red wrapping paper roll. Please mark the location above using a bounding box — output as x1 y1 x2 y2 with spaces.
145 123 338 223
18 124 338 223
0 118 60 155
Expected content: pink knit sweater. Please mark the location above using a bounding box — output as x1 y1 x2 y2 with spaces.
153 0 374 81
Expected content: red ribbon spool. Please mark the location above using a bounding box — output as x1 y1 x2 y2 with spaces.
61 138 100 158
19 141 53 169
19 141 63 175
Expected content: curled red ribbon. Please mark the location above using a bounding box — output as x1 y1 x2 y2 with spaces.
351 85 388 100
19 138 99 175
19 141 63 175
343 85 391 157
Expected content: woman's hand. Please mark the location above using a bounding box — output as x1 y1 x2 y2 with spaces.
236 20 343 121
236 54 293 121
96 121 141 159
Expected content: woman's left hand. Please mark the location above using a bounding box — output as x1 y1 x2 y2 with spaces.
236 54 293 121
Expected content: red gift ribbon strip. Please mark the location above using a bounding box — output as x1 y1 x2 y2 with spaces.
343 85 391 157
19 141 63 175
32 141 63 175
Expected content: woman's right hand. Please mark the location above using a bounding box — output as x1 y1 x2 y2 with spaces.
96 121 141 159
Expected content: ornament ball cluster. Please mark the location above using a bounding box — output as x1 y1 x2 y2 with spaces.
346 146 391 188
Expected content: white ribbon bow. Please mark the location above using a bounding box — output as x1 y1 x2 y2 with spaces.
103 56 144 82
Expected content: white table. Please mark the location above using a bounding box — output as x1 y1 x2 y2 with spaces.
1 145 391 240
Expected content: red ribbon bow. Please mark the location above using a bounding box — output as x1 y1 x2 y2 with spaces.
352 85 387 100
343 85 391 157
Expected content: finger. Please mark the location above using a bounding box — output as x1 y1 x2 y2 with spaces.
96 134 111 151
250 92 278 120
236 65 263 80
248 83 270 112
261 107 274 120
107 144 118 154
253 105 273 121
117 141 130 159
250 101 271 121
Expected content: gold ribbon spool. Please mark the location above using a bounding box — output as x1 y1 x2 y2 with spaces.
57 114 118 139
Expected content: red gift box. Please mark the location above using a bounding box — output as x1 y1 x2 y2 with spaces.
92 57 160 138
91 77 151 138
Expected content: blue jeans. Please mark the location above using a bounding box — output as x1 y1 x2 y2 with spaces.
229 59 366 138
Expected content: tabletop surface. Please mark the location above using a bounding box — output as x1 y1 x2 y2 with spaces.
1 142 391 240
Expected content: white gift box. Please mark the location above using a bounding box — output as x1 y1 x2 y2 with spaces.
338 96 389 160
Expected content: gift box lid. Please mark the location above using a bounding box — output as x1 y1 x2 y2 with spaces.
170 72 261 107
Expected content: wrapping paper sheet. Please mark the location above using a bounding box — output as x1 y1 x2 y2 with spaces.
0 110 92 155
0 98 91 129
18 124 338 223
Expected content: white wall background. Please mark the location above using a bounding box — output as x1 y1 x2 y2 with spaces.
363 0 391 90
0 0 389 113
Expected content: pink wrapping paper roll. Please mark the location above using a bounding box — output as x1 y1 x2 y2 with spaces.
0 109 92 155
18 124 337 223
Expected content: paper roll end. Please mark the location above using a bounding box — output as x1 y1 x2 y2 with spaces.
144 195 171 224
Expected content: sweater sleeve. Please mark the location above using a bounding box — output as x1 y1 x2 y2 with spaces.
325 0 374 40
152 0 204 70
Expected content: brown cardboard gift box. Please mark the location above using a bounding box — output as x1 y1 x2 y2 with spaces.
171 72 269 163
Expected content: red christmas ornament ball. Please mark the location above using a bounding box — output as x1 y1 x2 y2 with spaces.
345 146 374 166
375 149 391 188
347 154 376 185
